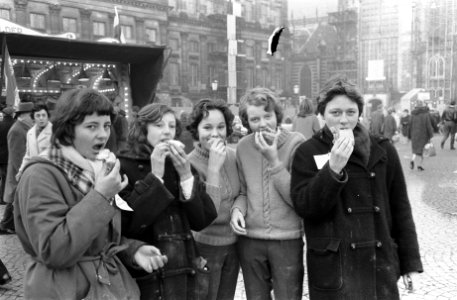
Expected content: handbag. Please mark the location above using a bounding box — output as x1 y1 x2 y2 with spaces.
423 142 436 157
0 258 12 285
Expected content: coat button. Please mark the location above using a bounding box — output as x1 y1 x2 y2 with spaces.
350 243 356 250
374 206 380 212
370 172 376 178
376 241 382 248
347 208 352 213
138 164 144 170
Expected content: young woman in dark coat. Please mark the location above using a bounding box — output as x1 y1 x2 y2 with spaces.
290 77 423 299
118 103 217 300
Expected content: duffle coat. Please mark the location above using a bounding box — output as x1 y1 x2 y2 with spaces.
118 147 217 300
291 129 423 299
14 157 142 299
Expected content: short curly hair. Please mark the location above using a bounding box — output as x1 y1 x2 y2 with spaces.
187 99 235 141
239 87 283 133
128 103 181 154
317 75 364 117
51 88 115 147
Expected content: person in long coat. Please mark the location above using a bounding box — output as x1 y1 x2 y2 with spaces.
290 77 423 299
383 107 397 142
0 102 34 234
118 103 217 300
408 101 434 171
0 107 15 204
370 105 384 136
13 89 167 299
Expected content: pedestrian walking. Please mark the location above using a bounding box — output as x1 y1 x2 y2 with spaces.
187 99 241 300
13 88 166 299
290 76 423 299
400 109 411 143
16 103 53 180
440 101 456 150
384 107 398 143
0 102 34 235
408 100 434 171
118 103 217 300
370 105 385 136
0 107 15 205
230 88 305 300
292 97 320 140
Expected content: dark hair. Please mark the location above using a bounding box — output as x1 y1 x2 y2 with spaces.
451 101 456 106
31 103 50 120
187 99 234 141
51 88 115 146
239 87 283 133
128 103 181 154
297 98 315 117
317 75 364 116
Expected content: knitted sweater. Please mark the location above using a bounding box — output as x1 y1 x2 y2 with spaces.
232 129 305 240
189 144 240 246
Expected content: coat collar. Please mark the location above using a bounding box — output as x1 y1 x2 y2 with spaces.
315 126 388 171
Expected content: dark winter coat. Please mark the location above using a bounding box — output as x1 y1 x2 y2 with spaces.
4 119 32 203
383 114 397 140
400 115 410 137
291 126 423 300
408 107 434 155
370 110 384 135
0 115 14 164
118 146 217 300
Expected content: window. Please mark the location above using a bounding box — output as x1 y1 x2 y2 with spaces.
0 8 10 20
243 4 252 21
169 63 180 85
246 45 254 58
62 17 77 33
170 38 179 51
190 63 199 87
121 25 133 39
93 21 106 36
207 42 215 53
30 13 45 30
189 40 199 53
246 68 254 88
209 66 216 83
145 28 157 43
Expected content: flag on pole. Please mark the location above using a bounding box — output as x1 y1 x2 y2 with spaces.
267 27 286 56
3 44 20 108
113 6 126 44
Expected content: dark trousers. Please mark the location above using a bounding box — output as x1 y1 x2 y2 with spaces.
441 121 456 149
196 242 240 300
0 202 14 231
237 236 304 300
0 164 6 203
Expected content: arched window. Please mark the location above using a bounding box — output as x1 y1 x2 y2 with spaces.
437 56 445 77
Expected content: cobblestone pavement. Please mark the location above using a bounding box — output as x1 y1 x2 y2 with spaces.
1 136 457 299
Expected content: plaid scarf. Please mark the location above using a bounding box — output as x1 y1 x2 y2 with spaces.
47 145 95 195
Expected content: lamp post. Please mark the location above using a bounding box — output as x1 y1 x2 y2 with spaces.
211 80 218 99
293 84 299 109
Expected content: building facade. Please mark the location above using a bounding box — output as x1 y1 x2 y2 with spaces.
0 0 290 107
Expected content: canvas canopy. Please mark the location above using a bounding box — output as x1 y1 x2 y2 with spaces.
0 32 167 107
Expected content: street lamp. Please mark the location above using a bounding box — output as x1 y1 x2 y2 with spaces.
293 84 299 108
211 80 218 99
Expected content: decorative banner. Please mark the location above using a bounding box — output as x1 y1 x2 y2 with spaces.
113 7 126 44
3 44 20 108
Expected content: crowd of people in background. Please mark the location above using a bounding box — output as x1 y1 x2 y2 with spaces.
2 75 444 299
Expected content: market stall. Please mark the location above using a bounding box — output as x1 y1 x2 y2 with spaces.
0 32 167 117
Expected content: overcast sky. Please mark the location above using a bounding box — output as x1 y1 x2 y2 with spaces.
288 0 338 19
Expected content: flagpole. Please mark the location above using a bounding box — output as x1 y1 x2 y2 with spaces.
0 35 6 101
